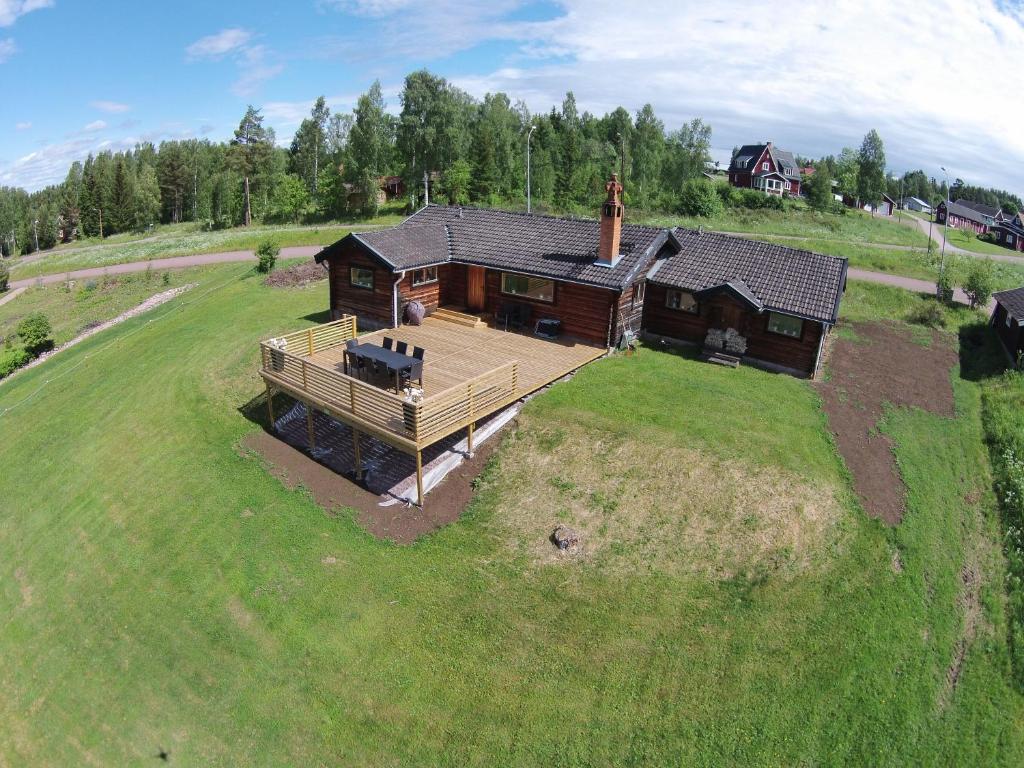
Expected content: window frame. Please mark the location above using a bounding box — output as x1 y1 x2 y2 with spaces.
762 161 770 171
411 266 438 287
766 311 804 339
665 289 699 314
1006 311 1014 329
631 281 646 309
349 266 374 291
500 272 555 304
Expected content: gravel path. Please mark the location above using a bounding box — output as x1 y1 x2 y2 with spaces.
0 286 27 307
847 267 993 311
8 246 321 290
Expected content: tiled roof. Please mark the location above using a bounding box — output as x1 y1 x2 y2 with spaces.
322 205 669 290
956 199 1000 219
994 286 1024 320
942 200 991 225
647 230 847 323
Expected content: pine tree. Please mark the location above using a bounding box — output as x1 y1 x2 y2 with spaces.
230 106 274 225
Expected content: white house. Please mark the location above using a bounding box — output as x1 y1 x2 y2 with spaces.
902 197 933 215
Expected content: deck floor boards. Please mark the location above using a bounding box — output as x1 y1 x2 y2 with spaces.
309 316 605 398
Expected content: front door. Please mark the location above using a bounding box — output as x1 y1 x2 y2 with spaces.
467 266 486 312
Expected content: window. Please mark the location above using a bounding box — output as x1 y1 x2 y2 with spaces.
412 266 438 286
1007 311 1014 329
350 266 374 290
501 273 554 302
762 162 769 171
785 181 791 190
631 281 646 309
665 289 698 313
767 312 803 338
1009 234 1016 246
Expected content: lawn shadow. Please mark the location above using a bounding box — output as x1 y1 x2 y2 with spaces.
958 322 1007 382
299 309 332 324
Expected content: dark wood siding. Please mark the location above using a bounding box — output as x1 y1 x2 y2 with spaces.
642 283 823 376
398 267 442 315
993 302 1023 364
440 263 467 307
482 269 616 344
326 242 395 326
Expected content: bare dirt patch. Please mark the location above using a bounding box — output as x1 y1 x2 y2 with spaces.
489 419 845 578
816 321 957 524
241 429 499 544
263 260 327 288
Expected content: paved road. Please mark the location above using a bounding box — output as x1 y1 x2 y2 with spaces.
8 245 323 290
847 267 995 312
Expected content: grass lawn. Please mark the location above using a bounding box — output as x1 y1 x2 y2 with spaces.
0 267 214 348
943 226 1021 257
7 216 404 280
641 205 930 247
1 267 1022 764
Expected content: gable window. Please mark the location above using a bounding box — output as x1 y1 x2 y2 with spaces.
762 162 769 171
501 273 554 303
665 289 698 314
412 266 438 286
767 312 803 338
350 266 374 290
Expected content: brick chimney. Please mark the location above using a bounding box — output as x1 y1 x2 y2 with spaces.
597 173 623 268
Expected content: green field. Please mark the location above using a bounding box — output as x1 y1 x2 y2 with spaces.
943 226 1021 257
1 266 1022 764
6 217 402 281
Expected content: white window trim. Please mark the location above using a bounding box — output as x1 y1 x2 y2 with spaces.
665 289 699 314
762 161 769 171
411 266 438 286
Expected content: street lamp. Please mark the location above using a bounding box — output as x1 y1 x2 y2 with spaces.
526 124 536 213
938 166 950 298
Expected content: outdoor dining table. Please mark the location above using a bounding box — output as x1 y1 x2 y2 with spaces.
343 343 421 393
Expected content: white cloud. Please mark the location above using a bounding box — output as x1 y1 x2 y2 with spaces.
90 99 130 113
0 36 15 62
452 0 1024 190
0 0 53 28
185 28 252 61
186 28 282 96
15 120 30 130
82 119 107 132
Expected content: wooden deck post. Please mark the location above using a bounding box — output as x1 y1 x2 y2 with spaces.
467 423 474 457
352 428 363 480
415 450 424 507
266 384 275 427
306 404 316 451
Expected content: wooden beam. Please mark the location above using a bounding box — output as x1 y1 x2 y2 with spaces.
352 428 362 480
467 422 474 457
415 450 424 507
266 384 275 426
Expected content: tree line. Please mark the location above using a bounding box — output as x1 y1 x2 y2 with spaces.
0 70 714 256
1 68 1020 257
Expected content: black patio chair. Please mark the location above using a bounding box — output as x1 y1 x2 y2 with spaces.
412 346 425 360
402 347 426 387
344 339 366 377
395 340 409 355
382 336 394 350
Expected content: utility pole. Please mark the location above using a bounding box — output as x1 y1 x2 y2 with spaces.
526 124 536 213
423 171 429 206
32 219 39 252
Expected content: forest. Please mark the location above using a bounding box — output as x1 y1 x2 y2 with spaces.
0 68 1019 256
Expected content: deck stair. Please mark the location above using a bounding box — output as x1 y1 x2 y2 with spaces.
701 349 741 368
432 307 485 328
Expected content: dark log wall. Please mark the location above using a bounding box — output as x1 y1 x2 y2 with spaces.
398 267 443 314
327 243 395 326
441 264 468 308
643 283 823 376
482 269 617 344
994 303 1023 364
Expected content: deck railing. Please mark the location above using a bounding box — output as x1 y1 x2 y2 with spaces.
259 317 520 450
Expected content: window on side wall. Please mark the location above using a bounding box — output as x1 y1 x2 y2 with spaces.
665 289 698 313
350 266 374 290
500 273 554 303
1007 311 1014 329
762 162 769 171
631 281 646 309
412 266 438 286
767 312 803 338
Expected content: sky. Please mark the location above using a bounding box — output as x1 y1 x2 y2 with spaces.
1 0 1023 194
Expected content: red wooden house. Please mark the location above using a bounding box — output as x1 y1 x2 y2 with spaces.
992 287 1024 366
728 142 802 196
314 175 847 378
936 200 991 234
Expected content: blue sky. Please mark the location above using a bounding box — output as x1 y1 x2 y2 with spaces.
2 0 1023 193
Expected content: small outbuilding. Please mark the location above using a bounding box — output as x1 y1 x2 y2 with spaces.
992 287 1024 366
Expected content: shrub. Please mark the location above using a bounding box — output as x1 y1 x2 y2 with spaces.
0 346 30 378
715 184 738 207
17 312 53 357
962 258 996 309
0 260 8 292
907 301 946 328
936 268 955 304
256 239 280 274
677 179 723 217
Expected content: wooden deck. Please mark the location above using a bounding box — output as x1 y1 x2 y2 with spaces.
309 315 606 399
259 314 606 505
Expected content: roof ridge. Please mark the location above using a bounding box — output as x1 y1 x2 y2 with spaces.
419 202 667 234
